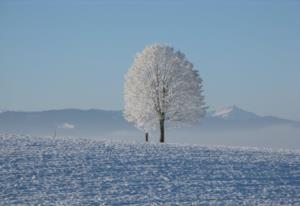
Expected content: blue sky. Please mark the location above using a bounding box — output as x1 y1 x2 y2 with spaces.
0 0 299 121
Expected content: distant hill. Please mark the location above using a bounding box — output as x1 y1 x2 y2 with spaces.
0 109 136 137
0 106 299 138
201 106 300 131
211 105 259 120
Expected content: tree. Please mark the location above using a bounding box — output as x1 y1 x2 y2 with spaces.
124 44 206 143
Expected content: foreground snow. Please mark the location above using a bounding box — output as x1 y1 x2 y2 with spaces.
1 134 300 205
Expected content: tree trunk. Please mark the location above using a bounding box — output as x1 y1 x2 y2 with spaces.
145 132 149 142
159 119 165 143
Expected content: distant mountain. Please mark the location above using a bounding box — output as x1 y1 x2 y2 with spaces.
211 105 259 120
0 106 299 138
203 106 300 130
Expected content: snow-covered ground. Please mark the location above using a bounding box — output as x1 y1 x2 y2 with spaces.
1 134 300 205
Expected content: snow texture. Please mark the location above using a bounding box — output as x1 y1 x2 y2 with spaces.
1 134 300 205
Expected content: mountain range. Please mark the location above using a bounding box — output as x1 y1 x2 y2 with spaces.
0 106 299 138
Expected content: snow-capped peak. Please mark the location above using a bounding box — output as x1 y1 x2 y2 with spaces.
212 106 259 120
212 105 237 118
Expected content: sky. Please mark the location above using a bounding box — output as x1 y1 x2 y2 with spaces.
0 0 300 121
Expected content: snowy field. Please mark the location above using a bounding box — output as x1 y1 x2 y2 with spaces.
1 134 300 205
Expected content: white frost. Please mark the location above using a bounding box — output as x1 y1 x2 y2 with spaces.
124 44 206 133
1 134 299 205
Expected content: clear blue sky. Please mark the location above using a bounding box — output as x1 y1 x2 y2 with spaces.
1 0 300 121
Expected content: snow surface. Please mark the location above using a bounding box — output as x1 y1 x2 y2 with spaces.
1 134 300 205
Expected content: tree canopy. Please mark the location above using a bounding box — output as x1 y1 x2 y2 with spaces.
124 44 206 142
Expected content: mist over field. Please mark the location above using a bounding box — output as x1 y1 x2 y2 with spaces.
168 125 300 149
1 106 299 149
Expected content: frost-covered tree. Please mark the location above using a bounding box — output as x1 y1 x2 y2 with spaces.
124 44 206 143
